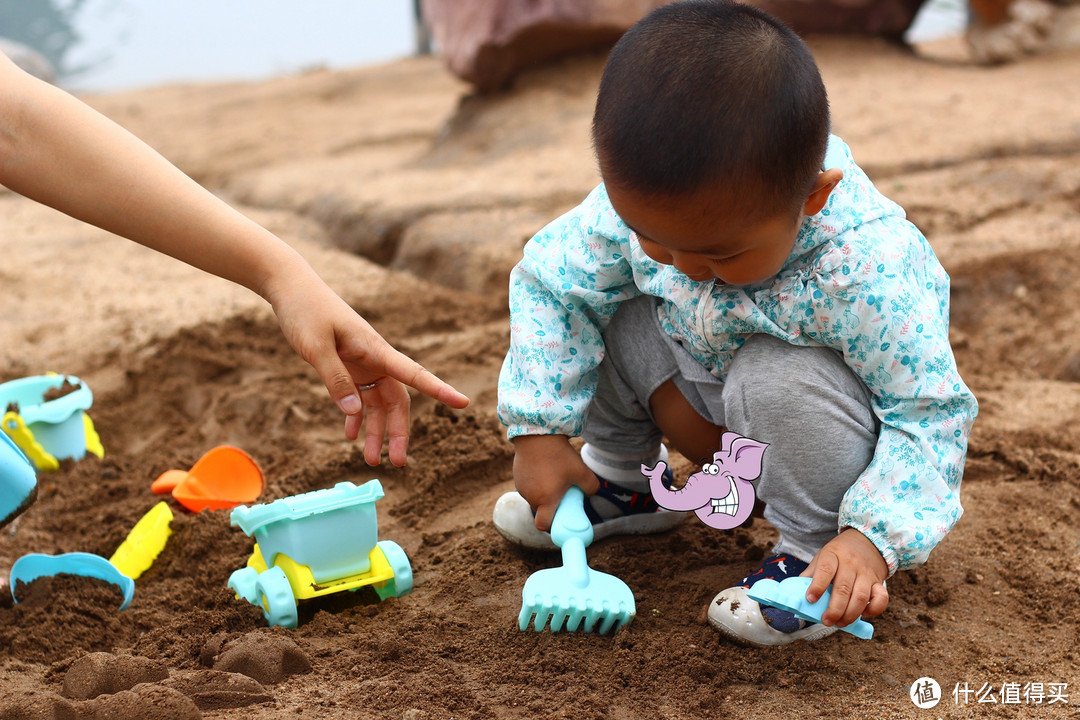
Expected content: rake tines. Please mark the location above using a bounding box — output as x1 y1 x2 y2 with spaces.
517 487 636 634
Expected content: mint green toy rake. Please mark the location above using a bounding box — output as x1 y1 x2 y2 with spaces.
518 486 635 634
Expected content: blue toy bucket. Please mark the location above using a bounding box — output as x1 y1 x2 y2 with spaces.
0 375 93 462
0 431 37 527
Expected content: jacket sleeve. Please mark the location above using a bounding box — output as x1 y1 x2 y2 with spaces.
497 192 641 439
803 221 978 574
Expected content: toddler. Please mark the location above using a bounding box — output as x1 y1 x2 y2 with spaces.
494 0 977 646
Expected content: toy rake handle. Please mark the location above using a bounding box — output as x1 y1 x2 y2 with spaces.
551 486 594 589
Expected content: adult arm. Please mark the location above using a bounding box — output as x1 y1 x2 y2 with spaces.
0 52 468 465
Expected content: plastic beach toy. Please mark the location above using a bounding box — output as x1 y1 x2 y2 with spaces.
0 374 104 472
227 479 412 629
108 501 174 579
9 501 174 610
151 446 264 512
746 576 874 640
0 430 38 528
9 553 136 610
518 486 635 634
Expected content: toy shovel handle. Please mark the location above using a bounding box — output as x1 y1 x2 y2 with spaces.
550 486 594 548
150 469 187 494
551 486 593 589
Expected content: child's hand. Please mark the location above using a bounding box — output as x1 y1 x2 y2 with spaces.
266 269 469 467
801 528 890 628
511 435 600 532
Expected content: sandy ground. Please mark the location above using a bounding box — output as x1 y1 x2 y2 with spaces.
2 35 1080 719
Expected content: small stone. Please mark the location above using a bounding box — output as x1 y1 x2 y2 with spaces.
161 669 273 711
213 634 312 686
82 685 201 720
62 652 169 700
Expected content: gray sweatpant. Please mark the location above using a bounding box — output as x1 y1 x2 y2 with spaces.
581 295 879 561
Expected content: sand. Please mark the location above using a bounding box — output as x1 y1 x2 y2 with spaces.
1 36 1079 719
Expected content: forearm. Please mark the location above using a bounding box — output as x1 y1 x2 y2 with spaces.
0 52 304 301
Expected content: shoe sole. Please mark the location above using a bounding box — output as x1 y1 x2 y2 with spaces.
493 491 685 550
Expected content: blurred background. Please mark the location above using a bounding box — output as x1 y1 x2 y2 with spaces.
0 0 420 92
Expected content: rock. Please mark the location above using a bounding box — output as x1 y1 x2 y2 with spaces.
1047 6 1080 51
393 206 548 299
198 632 230 667
745 0 924 37
212 634 312 686
966 0 1056 63
420 0 667 92
0 689 79 720
80 685 201 720
420 0 931 92
160 669 272 711
62 653 169 701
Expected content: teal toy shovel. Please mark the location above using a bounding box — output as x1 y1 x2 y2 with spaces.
518 486 635 634
9 553 135 610
747 576 874 640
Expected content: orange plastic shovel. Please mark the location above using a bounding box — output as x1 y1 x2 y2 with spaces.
151 446 264 513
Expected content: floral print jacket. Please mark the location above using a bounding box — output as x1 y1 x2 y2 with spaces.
498 136 978 574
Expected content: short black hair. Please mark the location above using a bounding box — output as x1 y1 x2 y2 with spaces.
592 0 830 217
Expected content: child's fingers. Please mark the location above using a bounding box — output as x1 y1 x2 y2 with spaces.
835 576 874 627
864 580 890 618
820 566 859 627
533 502 557 533
804 551 837 604
577 473 601 496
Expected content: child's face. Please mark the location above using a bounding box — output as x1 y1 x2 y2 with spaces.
607 183 805 286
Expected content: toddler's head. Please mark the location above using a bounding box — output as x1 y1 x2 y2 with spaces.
592 0 839 285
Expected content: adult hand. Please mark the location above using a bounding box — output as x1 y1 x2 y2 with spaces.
268 269 468 466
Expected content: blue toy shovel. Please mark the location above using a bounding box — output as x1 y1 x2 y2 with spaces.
747 576 874 640
0 430 37 529
9 553 135 610
8 502 173 610
518 486 635 634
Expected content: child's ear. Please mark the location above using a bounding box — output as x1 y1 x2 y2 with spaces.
802 169 844 216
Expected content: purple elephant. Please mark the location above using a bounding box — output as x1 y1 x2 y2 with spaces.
642 431 768 530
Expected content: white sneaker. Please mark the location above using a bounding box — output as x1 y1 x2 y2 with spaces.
492 470 686 551
707 554 838 646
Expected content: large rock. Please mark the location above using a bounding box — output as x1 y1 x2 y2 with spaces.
748 0 924 36
420 0 668 92
420 0 931 92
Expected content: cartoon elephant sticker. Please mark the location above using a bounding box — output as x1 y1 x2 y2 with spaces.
642 431 767 530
